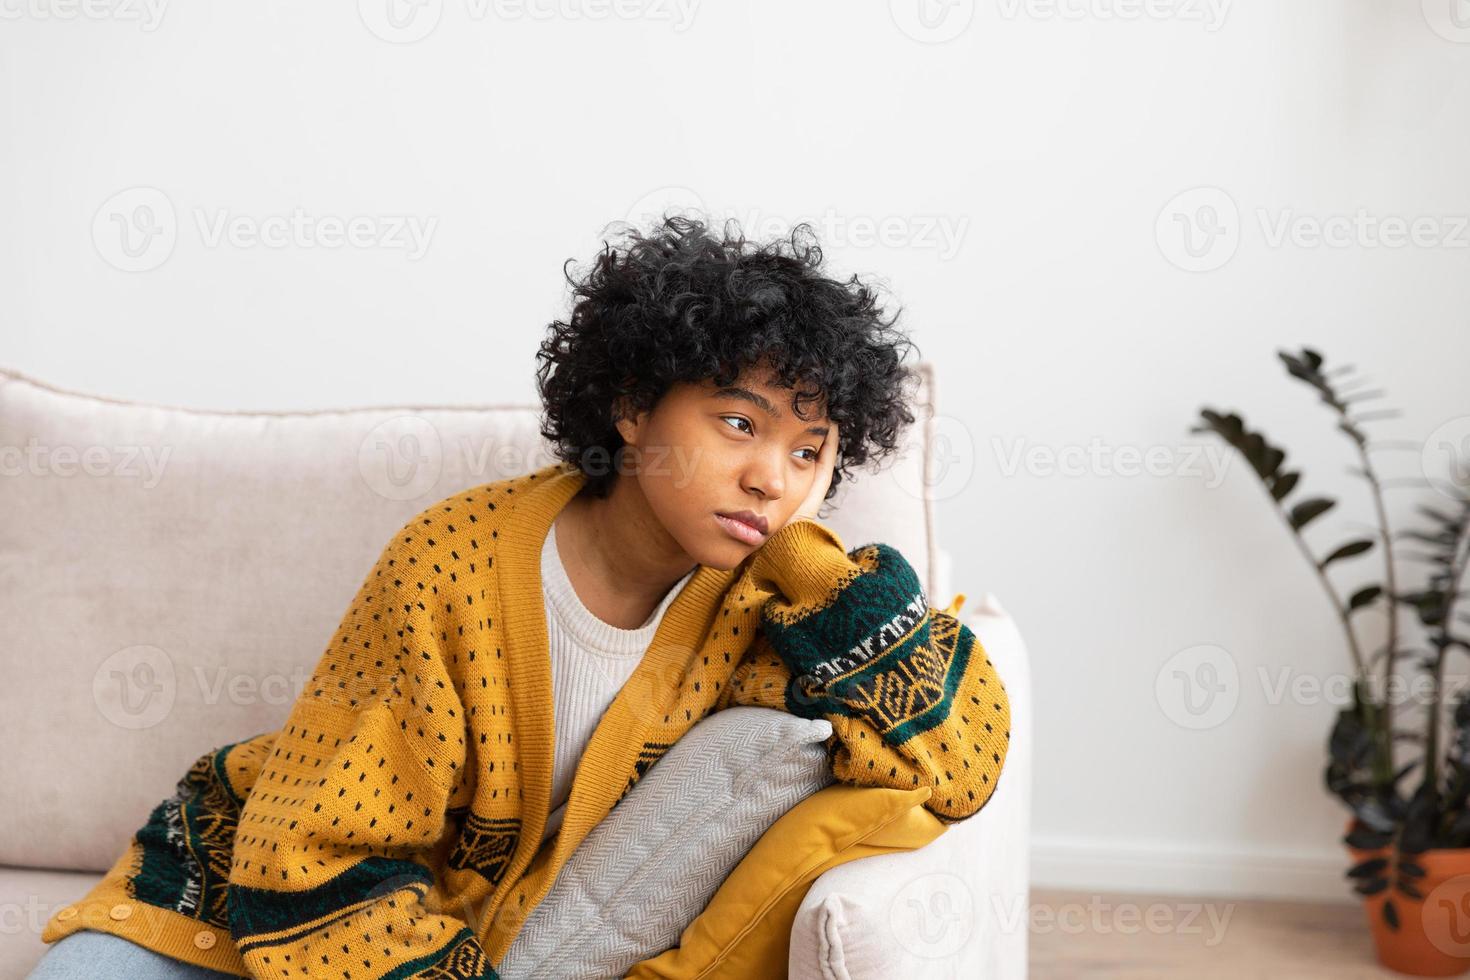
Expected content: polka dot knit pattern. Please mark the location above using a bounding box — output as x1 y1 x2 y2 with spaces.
39 461 1011 979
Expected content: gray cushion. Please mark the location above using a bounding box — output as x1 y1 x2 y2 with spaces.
496 706 835 980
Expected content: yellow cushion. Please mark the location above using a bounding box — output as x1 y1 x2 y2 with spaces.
626 783 947 979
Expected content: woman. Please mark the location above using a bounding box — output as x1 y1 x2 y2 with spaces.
33 216 1010 979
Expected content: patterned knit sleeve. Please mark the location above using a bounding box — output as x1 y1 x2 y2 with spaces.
728 518 1011 825
225 520 496 979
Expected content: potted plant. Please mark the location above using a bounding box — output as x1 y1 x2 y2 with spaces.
1191 347 1470 976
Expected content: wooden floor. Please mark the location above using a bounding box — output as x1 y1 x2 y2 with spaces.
1030 888 1415 979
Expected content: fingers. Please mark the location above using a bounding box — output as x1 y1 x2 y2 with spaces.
823 422 840 465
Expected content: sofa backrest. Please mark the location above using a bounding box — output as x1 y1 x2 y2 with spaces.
0 362 943 872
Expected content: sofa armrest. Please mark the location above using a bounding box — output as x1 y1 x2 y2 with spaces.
788 591 1033 979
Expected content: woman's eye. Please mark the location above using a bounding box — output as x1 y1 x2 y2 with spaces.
794 447 818 462
720 415 752 434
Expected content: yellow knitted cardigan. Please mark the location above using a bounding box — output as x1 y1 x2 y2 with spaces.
40 460 1011 978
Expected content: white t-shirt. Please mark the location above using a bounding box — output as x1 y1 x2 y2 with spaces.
538 518 697 844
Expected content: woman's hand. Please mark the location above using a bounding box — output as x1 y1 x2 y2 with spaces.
790 422 840 525
746 422 845 599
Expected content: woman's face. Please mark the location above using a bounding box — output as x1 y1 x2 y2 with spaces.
614 365 832 571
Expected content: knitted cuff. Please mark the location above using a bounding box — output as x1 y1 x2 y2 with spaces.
747 517 862 612
755 528 931 695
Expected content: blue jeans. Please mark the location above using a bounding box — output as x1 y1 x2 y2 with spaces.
28 930 241 979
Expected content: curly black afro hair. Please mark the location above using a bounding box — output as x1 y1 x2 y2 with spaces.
535 214 920 505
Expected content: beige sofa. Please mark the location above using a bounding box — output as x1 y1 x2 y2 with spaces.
0 362 1031 978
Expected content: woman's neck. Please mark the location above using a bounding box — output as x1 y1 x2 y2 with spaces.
553 478 697 630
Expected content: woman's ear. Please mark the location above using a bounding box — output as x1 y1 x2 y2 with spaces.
613 396 644 446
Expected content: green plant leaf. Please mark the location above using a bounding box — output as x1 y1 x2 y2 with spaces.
1416 505 1457 527
1344 824 1394 850
1349 586 1383 611
1349 410 1401 424
1342 389 1386 404
1321 539 1375 568
1401 529 1458 546
1337 421 1367 448
1347 856 1389 878
1271 471 1300 501
1290 497 1336 530
1242 432 1268 477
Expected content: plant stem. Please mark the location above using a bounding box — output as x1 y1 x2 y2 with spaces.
1355 442 1399 787
1255 480 1379 747
1426 517 1470 804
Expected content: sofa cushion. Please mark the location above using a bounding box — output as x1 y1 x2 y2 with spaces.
625 783 944 979
495 706 833 979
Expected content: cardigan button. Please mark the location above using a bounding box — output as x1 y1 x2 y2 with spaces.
193 929 217 950
56 905 78 921
109 903 134 920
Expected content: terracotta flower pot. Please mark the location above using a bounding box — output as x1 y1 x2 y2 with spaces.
1345 818 1470 976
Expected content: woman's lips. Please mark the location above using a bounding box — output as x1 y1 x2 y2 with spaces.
714 512 768 545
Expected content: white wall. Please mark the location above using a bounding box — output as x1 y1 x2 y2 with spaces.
4 1 1469 903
